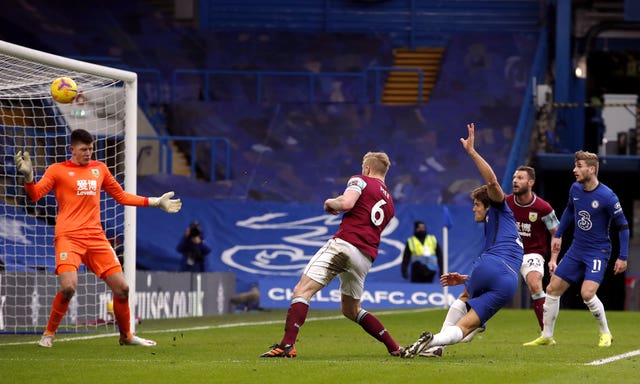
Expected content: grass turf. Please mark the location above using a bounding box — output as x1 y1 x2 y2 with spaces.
1 308 639 383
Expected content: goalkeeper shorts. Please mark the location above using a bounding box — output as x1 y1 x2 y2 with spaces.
54 234 122 279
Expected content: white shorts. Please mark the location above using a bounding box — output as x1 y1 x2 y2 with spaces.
303 238 372 300
520 252 545 280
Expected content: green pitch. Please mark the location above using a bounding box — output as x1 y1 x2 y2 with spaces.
1 308 638 383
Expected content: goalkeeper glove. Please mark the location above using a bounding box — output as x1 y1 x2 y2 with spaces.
149 191 182 213
15 151 34 183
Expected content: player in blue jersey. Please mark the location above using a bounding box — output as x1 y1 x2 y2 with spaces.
402 123 524 358
524 150 628 348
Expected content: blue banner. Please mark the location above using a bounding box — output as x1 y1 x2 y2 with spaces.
137 199 484 292
259 278 464 309
0 201 56 272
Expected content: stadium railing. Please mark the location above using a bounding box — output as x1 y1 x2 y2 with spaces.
198 0 541 49
170 67 425 104
138 135 231 181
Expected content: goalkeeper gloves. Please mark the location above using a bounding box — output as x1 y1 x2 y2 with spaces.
15 151 34 183
149 191 182 213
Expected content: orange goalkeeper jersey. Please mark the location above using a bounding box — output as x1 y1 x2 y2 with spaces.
24 160 148 237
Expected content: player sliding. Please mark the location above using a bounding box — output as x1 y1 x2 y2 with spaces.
402 123 523 358
15 129 182 348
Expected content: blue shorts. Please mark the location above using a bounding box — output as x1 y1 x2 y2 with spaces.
554 247 609 285
465 254 519 324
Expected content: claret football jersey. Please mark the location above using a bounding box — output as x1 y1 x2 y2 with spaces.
333 175 394 260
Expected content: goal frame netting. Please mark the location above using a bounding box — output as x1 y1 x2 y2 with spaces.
0 40 139 334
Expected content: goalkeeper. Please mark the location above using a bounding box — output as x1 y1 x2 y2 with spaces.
15 128 182 348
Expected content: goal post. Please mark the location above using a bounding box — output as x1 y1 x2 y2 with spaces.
0 40 139 333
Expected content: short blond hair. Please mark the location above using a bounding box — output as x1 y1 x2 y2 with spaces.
363 151 390 175
575 150 599 174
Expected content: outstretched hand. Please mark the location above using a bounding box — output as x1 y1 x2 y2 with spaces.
150 191 182 213
15 151 34 183
459 123 475 153
439 272 468 287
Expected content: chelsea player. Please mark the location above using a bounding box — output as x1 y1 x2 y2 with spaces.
402 123 524 358
524 150 629 347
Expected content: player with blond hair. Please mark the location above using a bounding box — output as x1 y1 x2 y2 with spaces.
524 150 628 347
260 151 403 358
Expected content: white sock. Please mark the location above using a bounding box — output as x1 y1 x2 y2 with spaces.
584 295 610 334
431 299 467 350
442 299 467 331
430 325 464 347
541 294 560 339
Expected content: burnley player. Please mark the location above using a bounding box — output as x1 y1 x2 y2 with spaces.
524 151 629 347
506 166 559 330
260 151 403 358
15 129 182 348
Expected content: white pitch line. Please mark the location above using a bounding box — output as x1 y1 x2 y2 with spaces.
584 350 640 366
0 307 437 347
152 307 435 334
4 310 638 367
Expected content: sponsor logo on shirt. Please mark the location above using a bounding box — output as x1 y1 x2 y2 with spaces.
76 179 98 196
516 221 532 237
577 210 593 231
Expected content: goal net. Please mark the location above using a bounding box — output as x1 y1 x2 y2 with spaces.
0 40 138 334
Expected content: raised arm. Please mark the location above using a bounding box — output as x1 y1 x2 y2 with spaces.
460 123 504 202
15 151 34 183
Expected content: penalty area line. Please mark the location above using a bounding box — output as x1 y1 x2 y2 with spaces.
584 349 640 366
